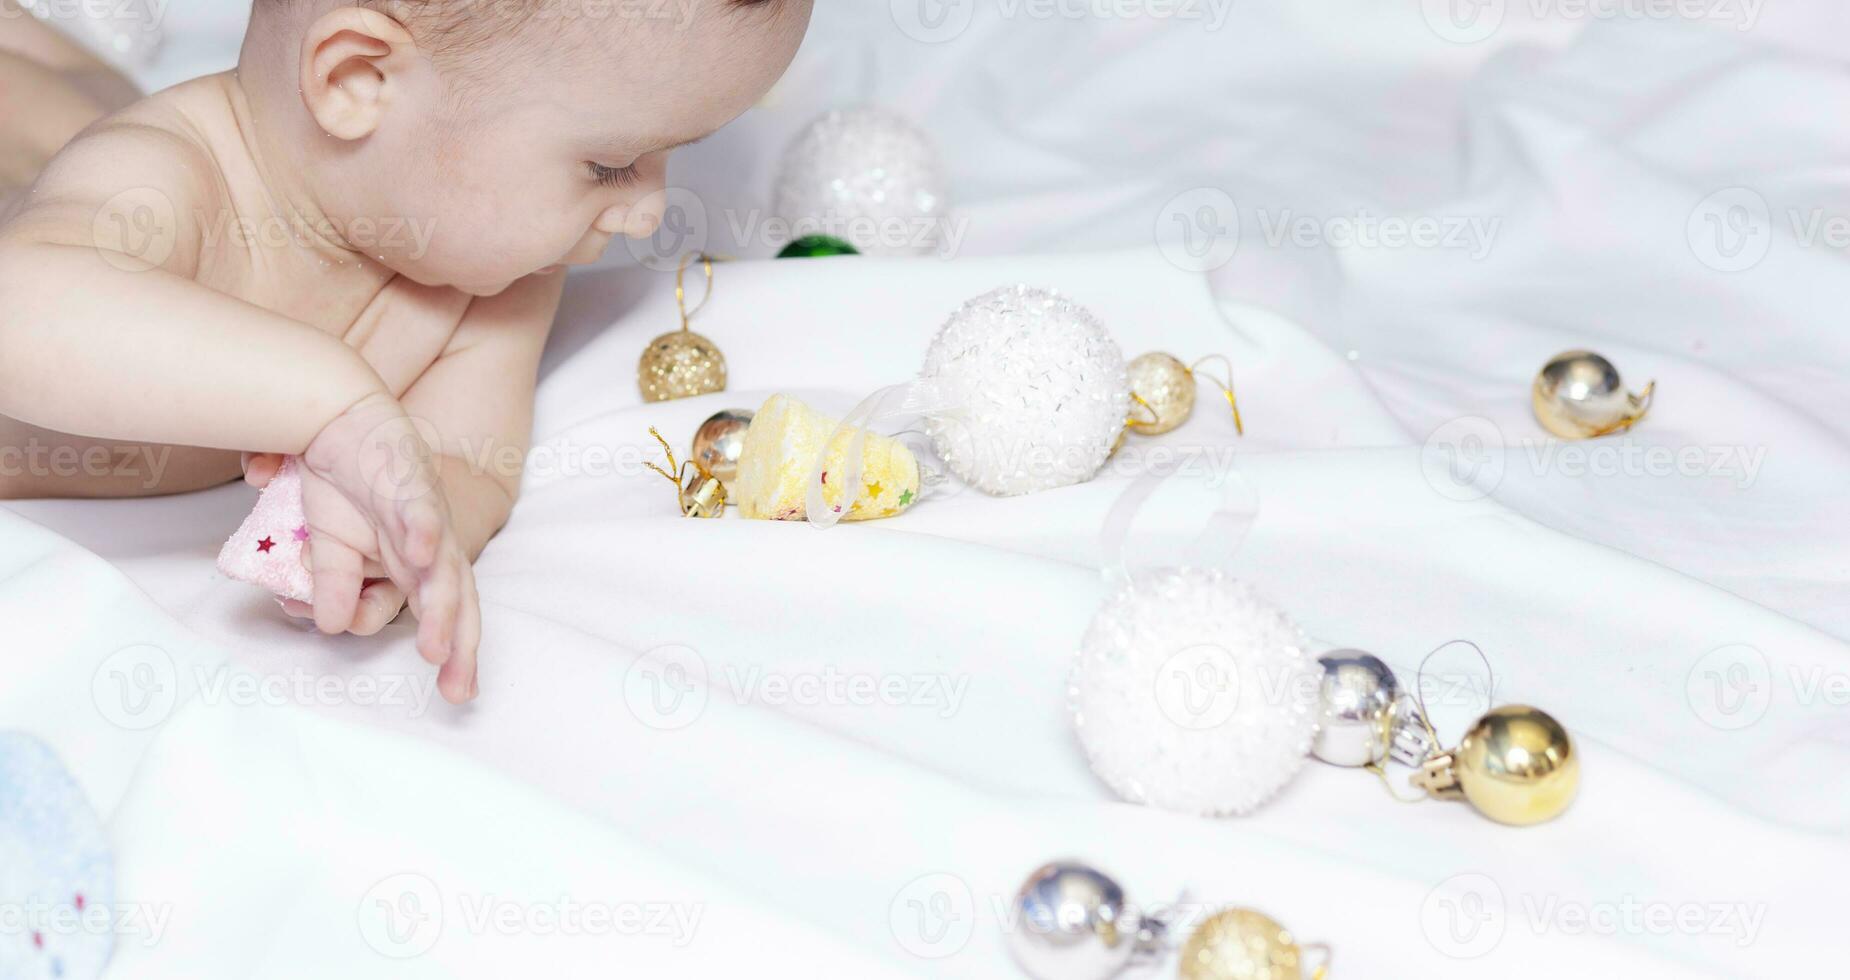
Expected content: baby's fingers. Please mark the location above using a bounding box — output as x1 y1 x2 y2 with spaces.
308 538 365 635
350 580 406 637
413 553 459 670
437 563 481 704
242 452 284 488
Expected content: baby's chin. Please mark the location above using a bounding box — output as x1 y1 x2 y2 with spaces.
449 265 570 297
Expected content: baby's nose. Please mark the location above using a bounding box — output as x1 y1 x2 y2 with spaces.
621 191 667 240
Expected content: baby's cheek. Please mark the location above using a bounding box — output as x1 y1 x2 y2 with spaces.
421 209 551 280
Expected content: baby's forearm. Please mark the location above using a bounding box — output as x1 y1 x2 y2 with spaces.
432 452 517 561
0 241 387 451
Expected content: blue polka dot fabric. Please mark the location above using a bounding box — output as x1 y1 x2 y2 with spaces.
0 734 115 980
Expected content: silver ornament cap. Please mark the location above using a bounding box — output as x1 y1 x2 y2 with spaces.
1007 861 1138 980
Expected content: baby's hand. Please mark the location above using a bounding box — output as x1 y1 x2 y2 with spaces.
291 393 481 703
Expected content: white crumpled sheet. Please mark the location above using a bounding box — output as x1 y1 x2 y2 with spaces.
6 2 1847 977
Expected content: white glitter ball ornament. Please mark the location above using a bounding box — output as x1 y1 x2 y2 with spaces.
772 107 949 257
922 285 1130 496
1070 568 1320 817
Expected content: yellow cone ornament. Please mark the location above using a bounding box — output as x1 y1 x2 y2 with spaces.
733 395 921 522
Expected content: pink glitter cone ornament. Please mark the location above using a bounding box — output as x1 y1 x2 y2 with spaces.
216 456 314 603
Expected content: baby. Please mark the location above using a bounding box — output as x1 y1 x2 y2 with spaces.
0 0 811 703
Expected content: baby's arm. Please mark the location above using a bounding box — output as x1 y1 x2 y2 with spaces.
252 272 563 699
0 124 383 451
0 123 475 679
402 272 565 556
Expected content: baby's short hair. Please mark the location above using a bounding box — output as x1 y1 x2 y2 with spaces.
261 0 783 70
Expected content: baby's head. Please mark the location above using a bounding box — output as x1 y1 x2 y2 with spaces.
241 0 811 294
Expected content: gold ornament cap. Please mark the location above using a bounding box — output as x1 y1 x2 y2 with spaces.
1411 703 1578 825
1178 908 1325 980
644 427 727 518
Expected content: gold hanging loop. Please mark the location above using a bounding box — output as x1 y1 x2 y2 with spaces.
1189 354 1244 436
674 252 716 331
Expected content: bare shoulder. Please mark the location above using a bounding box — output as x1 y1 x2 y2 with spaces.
0 77 232 278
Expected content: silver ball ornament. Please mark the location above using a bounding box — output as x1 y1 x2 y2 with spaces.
1311 650 1401 767
1532 350 1654 438
922 285 1130 496
1007 861 1137 980
1070 568 1320 817
772 106 949 257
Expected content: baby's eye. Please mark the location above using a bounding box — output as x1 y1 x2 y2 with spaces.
586 161 642 189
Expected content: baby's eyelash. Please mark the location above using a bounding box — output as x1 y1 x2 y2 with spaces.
587 161 642 188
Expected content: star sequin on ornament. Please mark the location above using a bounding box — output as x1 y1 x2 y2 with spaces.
293 524 309 542
898 489 914 506
256 537 275 553
865 480 884 497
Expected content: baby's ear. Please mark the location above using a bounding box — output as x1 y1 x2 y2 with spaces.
298 6 419 141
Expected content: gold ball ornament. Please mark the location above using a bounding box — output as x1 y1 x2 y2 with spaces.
1532 349 1653 438
1126 352 1197 435
690 408 753 488
1413 704 1579 826
638 330 727 403
1178 909 1311 980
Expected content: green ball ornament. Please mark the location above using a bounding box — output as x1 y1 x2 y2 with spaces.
777 235 861 259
